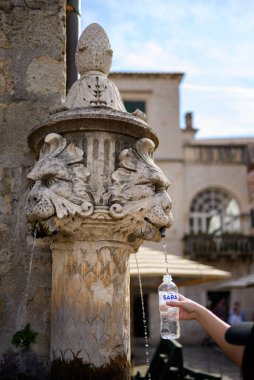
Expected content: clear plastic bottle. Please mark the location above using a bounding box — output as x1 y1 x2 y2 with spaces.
158 274 180 339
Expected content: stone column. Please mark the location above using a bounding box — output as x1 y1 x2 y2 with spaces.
50 238 132 378
25 23 173 379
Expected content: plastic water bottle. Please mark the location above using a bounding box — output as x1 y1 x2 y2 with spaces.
158 274 180 339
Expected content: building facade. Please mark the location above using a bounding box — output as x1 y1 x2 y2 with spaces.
110 72 254 345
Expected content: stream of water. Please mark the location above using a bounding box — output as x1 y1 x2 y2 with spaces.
134 251 152 380
16 226 37 330
134 234 170 379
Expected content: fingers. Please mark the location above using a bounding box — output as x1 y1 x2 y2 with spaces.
166 293 185 307
167 300 181 307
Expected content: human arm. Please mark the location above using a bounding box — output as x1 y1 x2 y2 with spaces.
167 294 244 367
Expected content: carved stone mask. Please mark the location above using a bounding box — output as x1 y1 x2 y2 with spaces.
25 133 93 225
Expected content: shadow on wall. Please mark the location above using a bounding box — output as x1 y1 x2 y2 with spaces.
0 349 130 380
0 349 49 380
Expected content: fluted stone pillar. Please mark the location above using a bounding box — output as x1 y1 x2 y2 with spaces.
50 239 132 377
25 23 173 379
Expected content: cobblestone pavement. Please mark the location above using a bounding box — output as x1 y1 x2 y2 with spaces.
183 346 241 380
133 344 241 380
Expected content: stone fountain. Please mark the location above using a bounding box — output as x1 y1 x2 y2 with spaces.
25 23 172 379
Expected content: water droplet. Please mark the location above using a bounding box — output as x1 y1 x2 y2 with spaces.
163 236 169 274
134 252 152 379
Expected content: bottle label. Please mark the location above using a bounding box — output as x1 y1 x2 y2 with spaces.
159 292 178 305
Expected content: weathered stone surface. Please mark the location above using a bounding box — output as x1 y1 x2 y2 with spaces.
62 23 147 120
76 23 112 76
50 241 131 368
0 102 53 166
26 56 65 95
0 0 66 363
26 133 94 224
23 22 172 378
1 7 65 52
0 165 22 218
0 164 51 357
109 138 173 241
25 132 171 243
0 59 13 94
64 24 126 112
0 29 10 48
0 10 11 47
0 349 49 380
28 108 158 154
65 71 126 111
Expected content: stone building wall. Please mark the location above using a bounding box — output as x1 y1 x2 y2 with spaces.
110 73 184 160
110 73 185 256
0 0 66 357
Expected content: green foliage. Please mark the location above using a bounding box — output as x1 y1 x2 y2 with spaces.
12 323 38 350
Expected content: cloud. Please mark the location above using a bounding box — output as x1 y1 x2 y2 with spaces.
182 83 254 138
81 0 254 138
184 84 254 95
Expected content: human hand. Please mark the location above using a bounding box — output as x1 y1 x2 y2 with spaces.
166 294 201 321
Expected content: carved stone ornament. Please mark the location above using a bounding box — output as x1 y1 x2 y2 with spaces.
26 133 172 242
47 22 146 122
50 241 131 370
109 138 173 242
63 23 126 112
25 21 173 379
25 133 94 230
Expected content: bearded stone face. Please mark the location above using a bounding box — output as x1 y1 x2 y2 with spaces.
109 138 173 241
25 134 93 226
26 159 77 221
144 191 172 229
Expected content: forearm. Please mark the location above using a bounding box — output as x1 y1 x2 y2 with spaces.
194 303 244 367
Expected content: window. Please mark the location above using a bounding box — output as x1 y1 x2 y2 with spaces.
124 100 146 114
189 188 241 235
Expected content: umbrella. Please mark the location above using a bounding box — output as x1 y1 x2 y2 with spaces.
218 274 254 289
130 246 230 286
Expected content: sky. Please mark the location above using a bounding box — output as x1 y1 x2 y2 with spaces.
80 0 254 139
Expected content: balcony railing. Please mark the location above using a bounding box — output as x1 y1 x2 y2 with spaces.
184 145 246 165
183 234 254 259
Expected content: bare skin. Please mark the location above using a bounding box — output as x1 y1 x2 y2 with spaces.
167 294 244 367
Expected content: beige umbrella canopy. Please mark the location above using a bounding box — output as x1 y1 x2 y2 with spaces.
130 246 231 286
217 274 254 289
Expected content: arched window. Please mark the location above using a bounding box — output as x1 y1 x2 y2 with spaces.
189 188 241 235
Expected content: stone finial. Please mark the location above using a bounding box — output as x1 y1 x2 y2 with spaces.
53 22 147 120
76 23 113 77
64 23 126 111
